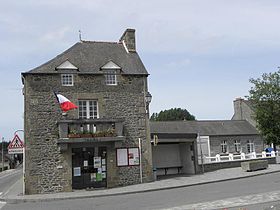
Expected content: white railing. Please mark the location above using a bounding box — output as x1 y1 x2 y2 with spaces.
202 151 279 163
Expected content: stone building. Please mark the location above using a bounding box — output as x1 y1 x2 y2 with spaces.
22 29 153 194
150 120 264 175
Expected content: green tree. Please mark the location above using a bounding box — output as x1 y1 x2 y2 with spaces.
0 141 10 152
150 108 196 121
248 70 280 151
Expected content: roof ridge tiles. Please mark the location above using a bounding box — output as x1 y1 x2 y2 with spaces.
81 40 121 44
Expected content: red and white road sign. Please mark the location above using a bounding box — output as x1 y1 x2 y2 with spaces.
8 134 24 154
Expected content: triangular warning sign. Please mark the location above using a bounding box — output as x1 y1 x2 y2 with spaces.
8 134 24 149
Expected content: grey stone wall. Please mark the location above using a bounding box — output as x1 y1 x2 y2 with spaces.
209 135 264 156
23 72 153 194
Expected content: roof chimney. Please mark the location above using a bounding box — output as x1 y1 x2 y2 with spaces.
232 97 244 120
119 29 136 52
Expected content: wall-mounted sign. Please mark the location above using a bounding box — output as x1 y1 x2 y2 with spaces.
117 148 128 166
128 148 140 165
117 148 139 166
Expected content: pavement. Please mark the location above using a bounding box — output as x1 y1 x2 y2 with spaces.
2 164 280 204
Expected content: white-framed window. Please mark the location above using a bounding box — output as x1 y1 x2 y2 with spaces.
221 140 227 153
247 140 255 153
234 140 241 153
104 70 117 85
61 74 74 86
78 100 98 119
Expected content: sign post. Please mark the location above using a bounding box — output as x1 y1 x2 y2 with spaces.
1 137 4 172
8 135 24 154
12 130 24 195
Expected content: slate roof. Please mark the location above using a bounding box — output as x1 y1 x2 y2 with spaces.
150 120 259 136
23 41 148 75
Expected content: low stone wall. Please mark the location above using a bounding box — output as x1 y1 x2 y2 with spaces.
241 160 268 172
198 157 276 173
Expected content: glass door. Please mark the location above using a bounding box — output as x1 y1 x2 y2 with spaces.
72 147 107 189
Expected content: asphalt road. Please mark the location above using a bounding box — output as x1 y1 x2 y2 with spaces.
0 167 22 210
2 171 280 210
0 167 22 198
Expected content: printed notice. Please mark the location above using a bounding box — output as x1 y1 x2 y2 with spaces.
94 157 102 168
128 148 139 165
117 148 128 166
73 167 81 177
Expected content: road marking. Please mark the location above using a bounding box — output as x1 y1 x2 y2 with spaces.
2 176 23 197
0 192 2 196
158 190 280 210
0 169 21 180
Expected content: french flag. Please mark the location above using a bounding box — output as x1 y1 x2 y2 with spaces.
54 92 78 112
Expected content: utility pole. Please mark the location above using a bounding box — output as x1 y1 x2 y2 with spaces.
1 137 4 172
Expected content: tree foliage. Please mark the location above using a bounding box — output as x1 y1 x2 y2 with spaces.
150 108 196 121
248 70 280 149
0 141 10 152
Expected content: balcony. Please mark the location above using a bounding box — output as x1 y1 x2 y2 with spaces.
57 118 125 147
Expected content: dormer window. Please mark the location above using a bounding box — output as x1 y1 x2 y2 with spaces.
100 60 121 86
105 70 117 85
56 60 78 71
56 60 78 87
61 74 74 86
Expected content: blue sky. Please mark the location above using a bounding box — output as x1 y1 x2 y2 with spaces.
1 0 280 141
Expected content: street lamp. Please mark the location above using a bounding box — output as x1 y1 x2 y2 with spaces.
145 92 152 112
145 92 152 104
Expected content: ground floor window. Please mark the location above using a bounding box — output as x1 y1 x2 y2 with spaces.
234 140 241 153
221 140 227 153
247 140 255 153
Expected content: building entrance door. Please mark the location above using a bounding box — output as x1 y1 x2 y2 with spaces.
72 147 107 189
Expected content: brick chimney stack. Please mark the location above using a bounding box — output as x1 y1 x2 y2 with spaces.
120 29 136 52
